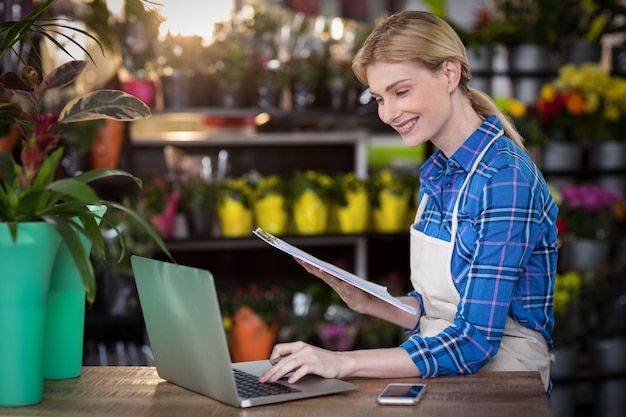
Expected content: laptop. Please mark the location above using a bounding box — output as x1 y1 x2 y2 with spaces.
130 255 358 408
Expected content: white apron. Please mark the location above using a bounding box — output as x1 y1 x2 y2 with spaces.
410 132 551 390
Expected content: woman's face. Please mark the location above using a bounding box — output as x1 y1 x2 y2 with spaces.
367 60 455 148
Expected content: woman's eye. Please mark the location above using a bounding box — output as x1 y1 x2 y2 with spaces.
375 97 384 105
396 89 409 97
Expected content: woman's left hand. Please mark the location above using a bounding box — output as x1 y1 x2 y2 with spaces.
259 341 348 384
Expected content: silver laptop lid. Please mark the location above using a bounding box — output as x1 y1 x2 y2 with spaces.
131 255 358 408
130 255 241 406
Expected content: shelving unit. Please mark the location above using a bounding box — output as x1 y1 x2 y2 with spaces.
128 116 372 278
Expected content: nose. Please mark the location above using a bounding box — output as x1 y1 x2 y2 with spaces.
379 101 398 125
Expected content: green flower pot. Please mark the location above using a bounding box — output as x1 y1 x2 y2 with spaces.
43 206 106 379
0 222 61 406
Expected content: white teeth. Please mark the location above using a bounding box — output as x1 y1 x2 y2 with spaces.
397 119 416 131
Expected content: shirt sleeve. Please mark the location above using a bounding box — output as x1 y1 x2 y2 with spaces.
401 165 543 377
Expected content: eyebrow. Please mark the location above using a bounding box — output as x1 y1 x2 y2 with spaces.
370 79 411 97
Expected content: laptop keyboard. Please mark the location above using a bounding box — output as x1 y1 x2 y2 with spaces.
233 368 301 399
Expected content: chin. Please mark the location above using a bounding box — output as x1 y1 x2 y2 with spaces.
400 133 426 148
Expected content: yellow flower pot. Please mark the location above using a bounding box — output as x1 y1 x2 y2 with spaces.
218 196 253 237
254 193 289 235
336 188 370 234
293 189 328 235
373 189 410 233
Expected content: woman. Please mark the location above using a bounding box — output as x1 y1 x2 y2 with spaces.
260 10 558 391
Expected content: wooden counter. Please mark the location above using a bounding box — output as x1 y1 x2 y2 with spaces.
0 367 552 417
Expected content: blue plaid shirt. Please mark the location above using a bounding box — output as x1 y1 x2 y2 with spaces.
400 115 558 378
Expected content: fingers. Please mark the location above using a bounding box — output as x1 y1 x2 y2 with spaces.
260 342 325 384
260 342 299 382
294 257 321 276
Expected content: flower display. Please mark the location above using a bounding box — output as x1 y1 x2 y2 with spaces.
291 170 333 201
492 0 626 46
495 96 545 146
253 175 290 235
222 284 287 328
552 271 582 348
558 183 623 239
370 169 417 233
329 172 371 234
291 170 333 235
221 284 290 362
217 177 255 237
528 64 626 143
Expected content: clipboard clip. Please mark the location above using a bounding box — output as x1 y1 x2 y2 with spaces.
254 227 278 244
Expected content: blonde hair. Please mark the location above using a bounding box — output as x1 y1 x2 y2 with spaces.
352 11 525 149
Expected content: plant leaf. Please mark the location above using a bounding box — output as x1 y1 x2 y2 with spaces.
0 102 27 124
104 199 175 264
79 210 106 259
0 181 18 221
0 71 34 91
0 150 17 185
75 168 142 188
37 22 103 63
17 187 53 219
0 0 55 59
45 178 101 203
42 214 96 304
58 90 151 124
39 60 87 92
32 147 63 189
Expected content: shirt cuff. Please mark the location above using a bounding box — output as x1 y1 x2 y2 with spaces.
400 335 439 378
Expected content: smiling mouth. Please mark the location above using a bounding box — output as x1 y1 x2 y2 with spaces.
395 118 417 134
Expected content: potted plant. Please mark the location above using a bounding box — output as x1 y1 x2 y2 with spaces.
179 172 217 238
77 0 164 108
324 60 360 111
494 96 545 162
370 168 414 234
528 63 626 171
558 183 623 270
291 170 333 235
447 6 515 74
491 0 564 102
557 0 626 64
206 22 255 108
549 270 583 417
328 172 370 234
216 176 255 237
0 0 173 405
221 283 289 362
252 174 290 236
157 33 210 108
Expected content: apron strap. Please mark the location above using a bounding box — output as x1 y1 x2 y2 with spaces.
414 129 503 235
450 130 503 238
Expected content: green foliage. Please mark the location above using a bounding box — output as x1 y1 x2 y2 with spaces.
494 0 626 46
0 1 172 303
179 174 217 212
0 0 102 69
291 170 333 201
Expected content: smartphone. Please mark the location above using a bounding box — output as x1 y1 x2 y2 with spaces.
376 383 427 405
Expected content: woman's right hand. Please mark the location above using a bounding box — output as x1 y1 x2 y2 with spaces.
294 257 422 329
294 257 373 314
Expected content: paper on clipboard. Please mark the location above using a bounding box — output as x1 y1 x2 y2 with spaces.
253 227 417 315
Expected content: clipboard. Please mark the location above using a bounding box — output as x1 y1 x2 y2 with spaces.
253 227 417 315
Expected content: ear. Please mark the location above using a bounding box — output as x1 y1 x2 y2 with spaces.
442 60 462 92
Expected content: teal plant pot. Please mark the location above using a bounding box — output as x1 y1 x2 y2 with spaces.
0 222 61 406
43 206 106 379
